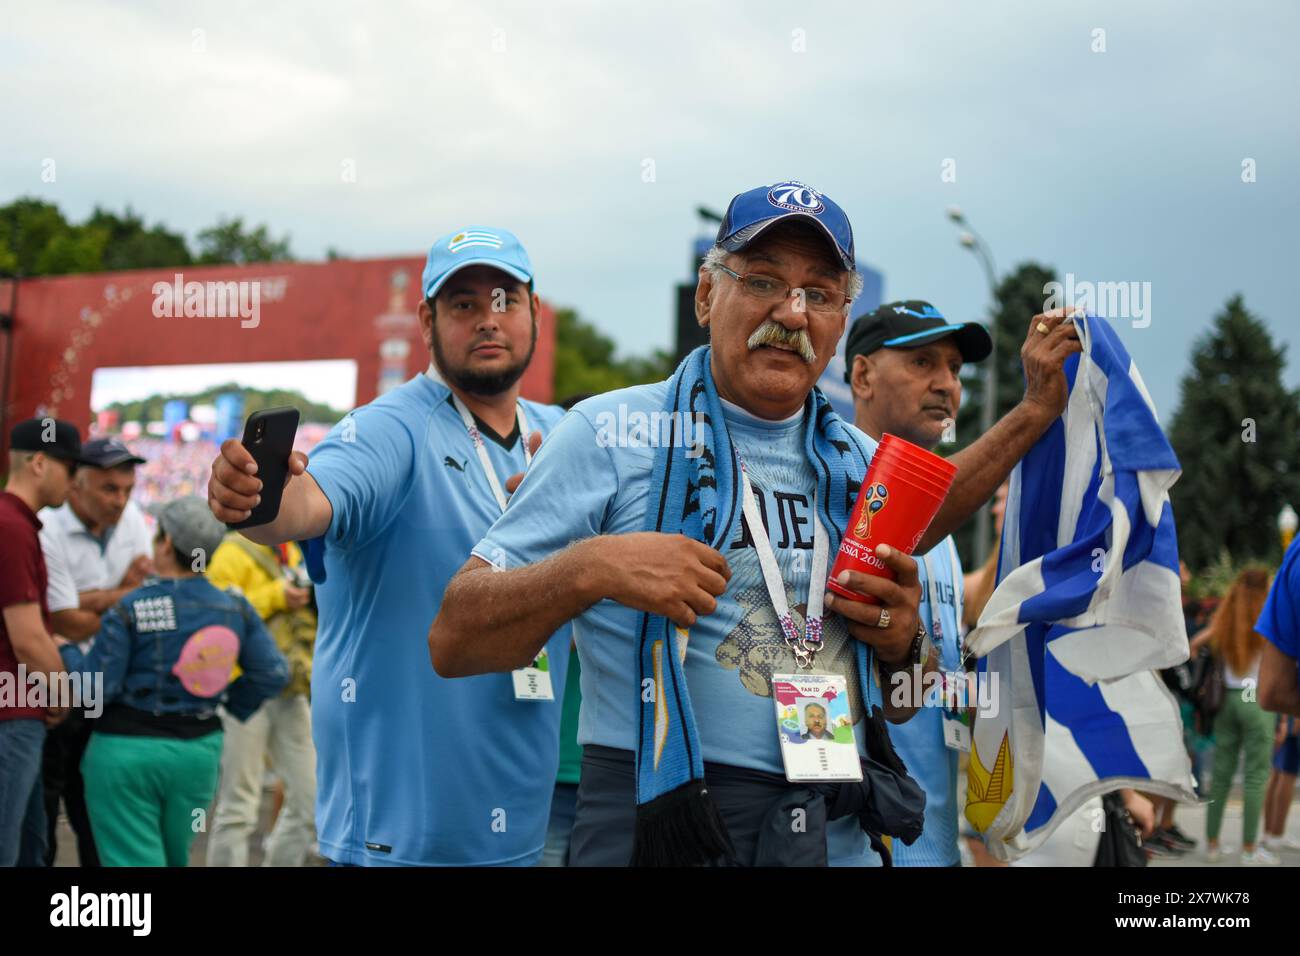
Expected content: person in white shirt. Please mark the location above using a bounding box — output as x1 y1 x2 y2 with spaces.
38 436 153 866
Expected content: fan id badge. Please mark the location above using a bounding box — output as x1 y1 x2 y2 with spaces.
771 673 863 782
512 649 554 701
942 712 971 752
941 672 971 752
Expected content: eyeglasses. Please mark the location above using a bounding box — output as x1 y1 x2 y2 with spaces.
714 265 849 314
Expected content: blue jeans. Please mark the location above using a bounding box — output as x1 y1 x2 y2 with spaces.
540 783 578 867
0 719 48 867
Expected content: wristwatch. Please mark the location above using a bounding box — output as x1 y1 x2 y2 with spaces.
879 620 928 675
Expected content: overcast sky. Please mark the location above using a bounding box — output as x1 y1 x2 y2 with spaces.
4 0 1296 420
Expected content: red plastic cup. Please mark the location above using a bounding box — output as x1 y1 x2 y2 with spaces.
828 434 957 604
874 436 957 473
869 448 954 496
868 451 954 500
877 435 958 479
878 431 957 463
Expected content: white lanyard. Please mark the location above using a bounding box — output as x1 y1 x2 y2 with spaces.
451 394 532 513
738 459 829 671
948 536 964 651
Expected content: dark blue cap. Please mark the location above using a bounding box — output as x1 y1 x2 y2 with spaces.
716 181 855 271
81 436 146 469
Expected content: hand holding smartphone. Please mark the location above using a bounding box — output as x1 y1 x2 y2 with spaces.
226 406 300 530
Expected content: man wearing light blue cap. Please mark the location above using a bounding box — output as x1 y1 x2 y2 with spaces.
207 225 571 866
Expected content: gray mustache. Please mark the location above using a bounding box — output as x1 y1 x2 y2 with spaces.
747 321 817 363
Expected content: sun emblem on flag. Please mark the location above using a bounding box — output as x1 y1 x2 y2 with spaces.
965 731 1013 833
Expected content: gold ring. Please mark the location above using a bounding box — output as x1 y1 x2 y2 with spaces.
1036 321 1051 334
876 608 891 629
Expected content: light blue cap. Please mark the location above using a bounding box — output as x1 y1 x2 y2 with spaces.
421 225 533 300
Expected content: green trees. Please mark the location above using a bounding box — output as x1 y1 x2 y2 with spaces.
0 197 289 275
1168 295 1300 569
551 307 675 403
194 217 293 265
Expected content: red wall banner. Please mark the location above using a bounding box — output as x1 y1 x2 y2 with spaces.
0 256 556 449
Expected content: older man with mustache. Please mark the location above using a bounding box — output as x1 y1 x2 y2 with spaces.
430 181 1082 866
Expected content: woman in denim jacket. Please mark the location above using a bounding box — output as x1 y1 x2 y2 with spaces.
60 497 289 866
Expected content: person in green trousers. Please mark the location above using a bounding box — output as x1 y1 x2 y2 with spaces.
1191 568 1277 865
59 498 288 866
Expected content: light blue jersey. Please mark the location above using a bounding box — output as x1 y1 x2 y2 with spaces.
475 382 889 865
886 535 965 867
305 371 570 866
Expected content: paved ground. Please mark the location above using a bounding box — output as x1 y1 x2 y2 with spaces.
955 773 1300 867
1146 793 1300 867
50 769 1300 868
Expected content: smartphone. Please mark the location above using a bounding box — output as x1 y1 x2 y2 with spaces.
227 406 300 530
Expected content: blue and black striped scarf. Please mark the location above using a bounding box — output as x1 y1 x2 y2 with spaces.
632 345 879 865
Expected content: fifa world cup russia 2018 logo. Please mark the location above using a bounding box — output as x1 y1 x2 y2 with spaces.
853 482 888 540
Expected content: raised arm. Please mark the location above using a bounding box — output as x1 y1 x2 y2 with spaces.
207 439 332 546
918 308 1083 554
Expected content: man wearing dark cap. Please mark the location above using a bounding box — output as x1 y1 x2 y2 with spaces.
37 435 152 866
844 300 990 866
0 417 88 866
844 298 1086 866
433 180 1085 867
845 300 992 449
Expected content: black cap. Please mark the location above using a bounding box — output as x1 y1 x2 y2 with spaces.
9 417 91 464
844 300 992 382
81 437 146 469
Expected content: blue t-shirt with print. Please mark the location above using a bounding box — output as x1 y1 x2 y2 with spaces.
305 372 570 867
474 381 890 865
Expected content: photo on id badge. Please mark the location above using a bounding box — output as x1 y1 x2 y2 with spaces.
772 674 862 782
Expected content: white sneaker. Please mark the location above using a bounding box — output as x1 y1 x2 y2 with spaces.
1242 846 1281 866
1205 845 1222 863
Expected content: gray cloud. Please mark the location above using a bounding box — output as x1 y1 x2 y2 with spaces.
3 0 1296 419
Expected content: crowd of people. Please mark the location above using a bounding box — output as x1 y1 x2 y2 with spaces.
4 180 1300 869
127 434 326 511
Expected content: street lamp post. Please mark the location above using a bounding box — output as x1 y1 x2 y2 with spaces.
947 207 1000 567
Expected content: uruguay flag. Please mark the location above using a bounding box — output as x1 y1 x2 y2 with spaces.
963 314 1197 862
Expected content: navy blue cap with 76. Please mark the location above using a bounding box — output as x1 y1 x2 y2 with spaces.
716 181 855 271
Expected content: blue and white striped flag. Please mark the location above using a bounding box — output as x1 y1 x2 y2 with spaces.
964 314 1197 862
